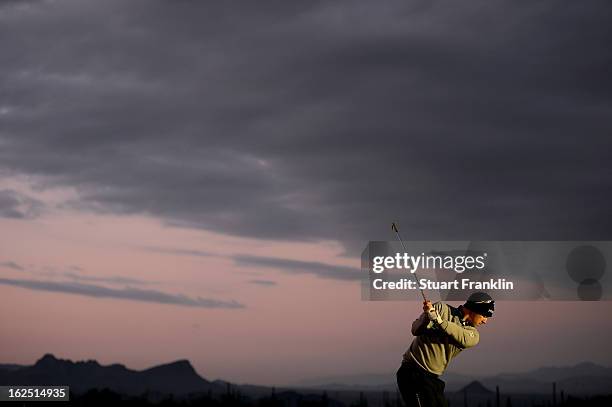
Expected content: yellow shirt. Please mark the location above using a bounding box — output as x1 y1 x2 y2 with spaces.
403 302 479 376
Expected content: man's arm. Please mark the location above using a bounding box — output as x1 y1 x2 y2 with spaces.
426 302 480 349
411 311 429 336
437 318 479 348
412 299 440 335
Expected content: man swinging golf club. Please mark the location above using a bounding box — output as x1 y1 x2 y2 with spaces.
396 292 495 407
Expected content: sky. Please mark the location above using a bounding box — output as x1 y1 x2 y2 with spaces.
1 0 612 386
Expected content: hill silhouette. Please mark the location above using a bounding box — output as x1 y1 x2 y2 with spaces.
458 381 494 395
0 353 222 396
1 355 611 407
298 361 612 396
0 354 351 405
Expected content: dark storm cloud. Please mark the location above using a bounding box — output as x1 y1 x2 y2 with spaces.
19 263 155 286
62 271 156 286
0 260 23 271
248 279 277 286
1 0 611 253
234 255 361 281
0 0 41 8
139 246 213 258
0 277 245 308
0 189 43 219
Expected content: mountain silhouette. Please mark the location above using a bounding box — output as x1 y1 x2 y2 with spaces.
0 355 353 405
2 355 611 405
458 381 494 394
0 353 223 396
294 361 612 396
481 362 612 395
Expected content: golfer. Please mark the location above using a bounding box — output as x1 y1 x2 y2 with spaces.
396 292 494 407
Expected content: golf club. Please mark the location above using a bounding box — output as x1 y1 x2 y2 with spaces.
391 222 427 302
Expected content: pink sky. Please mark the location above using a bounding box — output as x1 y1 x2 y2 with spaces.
1 183 611 386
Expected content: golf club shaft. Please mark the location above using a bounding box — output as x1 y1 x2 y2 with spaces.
391 222 427 302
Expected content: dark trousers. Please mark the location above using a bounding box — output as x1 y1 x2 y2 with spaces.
396 360 448 407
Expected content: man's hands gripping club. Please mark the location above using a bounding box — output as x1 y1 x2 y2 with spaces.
423 300 443 324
